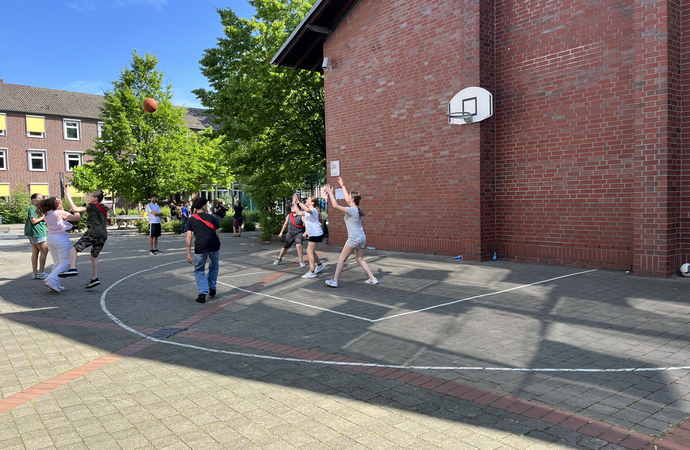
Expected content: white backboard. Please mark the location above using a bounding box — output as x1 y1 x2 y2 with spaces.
448 87 493 125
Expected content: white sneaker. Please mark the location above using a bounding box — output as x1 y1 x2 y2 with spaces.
57 285 66 291
314 264 326 274
365 278 379 285
45 280 60 292
300 261 306 268
38 272 48 280
325 279 338 288
301 271 317 278
31 273 38 280
273 259 281 265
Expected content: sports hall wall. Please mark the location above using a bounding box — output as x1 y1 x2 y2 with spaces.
323 0 687 277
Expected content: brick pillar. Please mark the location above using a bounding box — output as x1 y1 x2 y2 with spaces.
632 0 683 276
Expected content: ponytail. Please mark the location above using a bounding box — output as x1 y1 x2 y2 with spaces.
350 192 365 217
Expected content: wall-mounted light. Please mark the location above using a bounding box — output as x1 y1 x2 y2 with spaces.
322 57 332 70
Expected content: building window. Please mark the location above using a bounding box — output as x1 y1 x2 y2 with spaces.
64 119 81 140
28 150 46 171
97 122 104 138
65 152 82 172
0 149 6 170
0 113 6 136
30 183 49 197
26 116 45 138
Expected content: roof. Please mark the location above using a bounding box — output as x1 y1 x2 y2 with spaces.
0 81 215 130
271 0 360 71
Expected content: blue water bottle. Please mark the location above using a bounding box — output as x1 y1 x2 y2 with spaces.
492 251 497 261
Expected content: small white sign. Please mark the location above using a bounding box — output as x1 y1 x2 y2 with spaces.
330 160 340 177
335 189 345 200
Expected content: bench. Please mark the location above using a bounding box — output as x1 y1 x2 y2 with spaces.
114 215 144 229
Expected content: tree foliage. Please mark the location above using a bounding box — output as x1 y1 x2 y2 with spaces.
71 50 230 203
193 0 325 204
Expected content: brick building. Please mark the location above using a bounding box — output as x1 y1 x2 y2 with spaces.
273 0 689 277
0 81 213 204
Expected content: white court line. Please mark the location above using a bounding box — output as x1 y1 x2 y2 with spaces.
100 262 690 373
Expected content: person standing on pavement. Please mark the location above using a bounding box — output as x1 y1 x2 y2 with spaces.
232 200 243 237
59 188 110 289
181 201 190 235
273 203 306 267
186 196 221 304
295 194 325 278
146 194 164 255
323 178 377 288
40 196 81 292
25 193 49 280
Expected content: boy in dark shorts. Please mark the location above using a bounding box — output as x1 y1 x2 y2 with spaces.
60 188 108 289
273 203 306 267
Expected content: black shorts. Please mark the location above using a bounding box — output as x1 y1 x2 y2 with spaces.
149 223 162 237
283 231 304 249
308 235 323 243
74 234 107 258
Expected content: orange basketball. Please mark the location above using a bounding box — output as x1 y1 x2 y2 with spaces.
143 98 158 113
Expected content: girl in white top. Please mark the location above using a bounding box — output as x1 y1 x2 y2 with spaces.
41 196 81 292
294 194 325 278
323 177 377 288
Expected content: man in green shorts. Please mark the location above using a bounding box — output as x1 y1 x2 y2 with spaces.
59 188 109 289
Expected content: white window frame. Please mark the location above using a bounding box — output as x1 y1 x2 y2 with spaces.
0 148 6 171
26 115 45 138
0 113 6 136
65 152 82 172
28 149 47 172
63 119 81 141
97 121 104 138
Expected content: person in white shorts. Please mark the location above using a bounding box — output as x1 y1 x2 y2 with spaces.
323 177 377 288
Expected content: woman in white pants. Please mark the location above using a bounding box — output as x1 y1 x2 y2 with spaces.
41 196 81 292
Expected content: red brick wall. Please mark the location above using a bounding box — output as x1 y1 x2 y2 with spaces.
322 0 686 276
681 2 690 264
0 112 99 197
324 0 486 258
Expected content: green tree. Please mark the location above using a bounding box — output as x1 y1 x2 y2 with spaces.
193 0 325 204
71 50 202 202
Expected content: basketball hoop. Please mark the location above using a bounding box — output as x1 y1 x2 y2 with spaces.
446 111 473 124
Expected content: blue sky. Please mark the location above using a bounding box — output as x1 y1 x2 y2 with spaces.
4 0 255 108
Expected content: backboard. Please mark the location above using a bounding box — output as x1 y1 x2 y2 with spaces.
447 87 493 125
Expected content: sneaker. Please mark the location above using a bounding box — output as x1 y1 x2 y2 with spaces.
85 278 101 289
149 250 156 255
300 261 306 268
365 278 379 285
38 272 48 280
154 250 163 255
45 280 60 292
196 294 206 303
314 264 326 274
273 259 281 265
325 279 338 288
209 288 216 297
301 271 317 279
58 268 78 278
31 273 38 280
57 284 66 291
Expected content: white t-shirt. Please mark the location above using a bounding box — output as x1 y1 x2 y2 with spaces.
344 207 366 240
146 202 161 224
302 208 323 237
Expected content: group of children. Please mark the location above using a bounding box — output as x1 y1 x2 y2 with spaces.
24 186 108 293
272 176 378 287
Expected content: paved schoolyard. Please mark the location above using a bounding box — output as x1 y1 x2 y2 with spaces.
0 227 689 450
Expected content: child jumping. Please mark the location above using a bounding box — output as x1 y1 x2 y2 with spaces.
273 203 306 267
323 177 377 287
41 196 81 292
59 187 109 289
295 194 325 278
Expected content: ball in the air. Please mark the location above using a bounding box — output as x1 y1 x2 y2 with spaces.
143 98 158 113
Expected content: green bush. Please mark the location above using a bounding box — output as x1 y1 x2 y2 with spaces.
220 216 234 233
0 189 31 224
243 220 256 232
135 219 150 234
244 210 260 223
162 220 183 233
259 208 283 240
